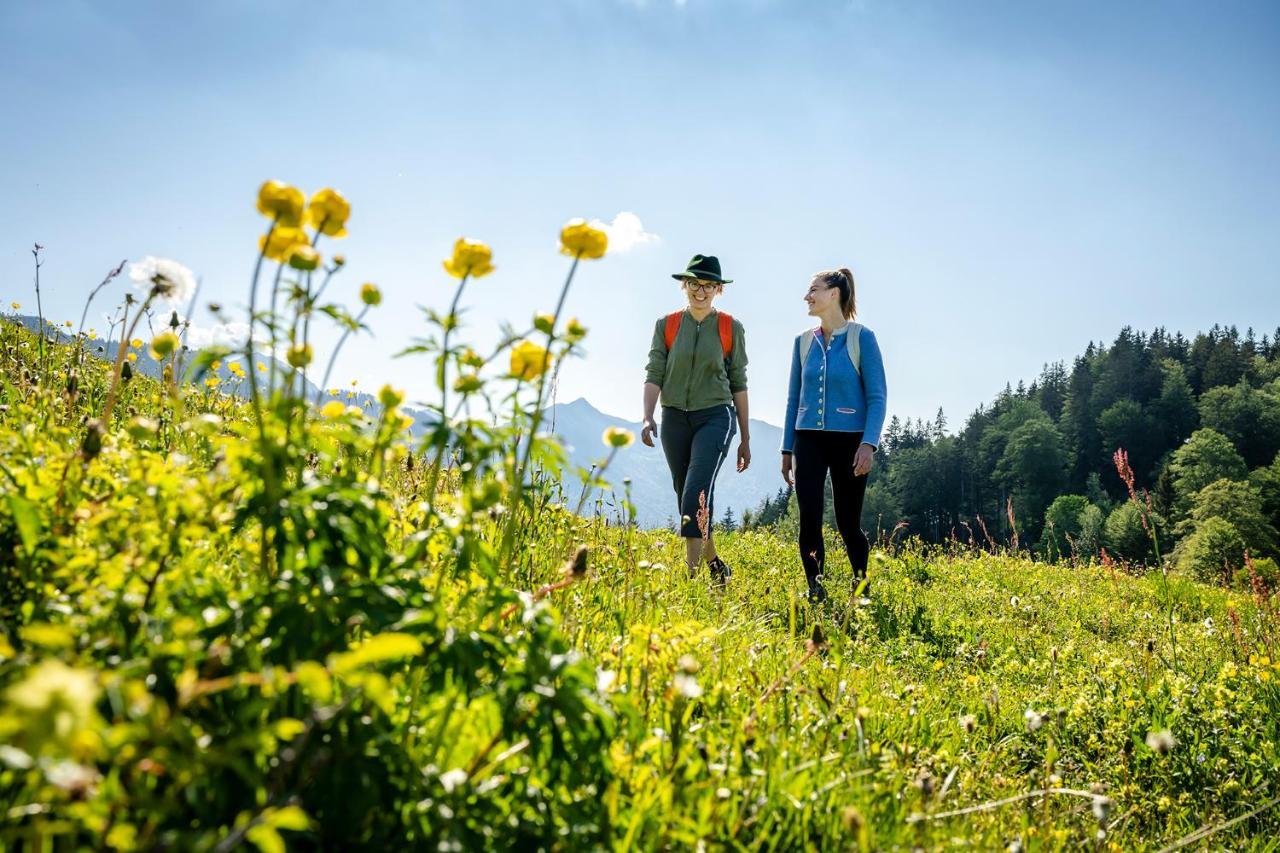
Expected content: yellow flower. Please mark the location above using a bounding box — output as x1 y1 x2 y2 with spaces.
378 385 405 410
397 413 415 431
533 312 556 334
288 245 321 271
10 302 19 310
321 400 346 418
509 340 552 381
305 188 351 237
360 283 382 306
460 348 484 368
257 180 305 227
443 238 495 279
130 338 143 349
258 226 309 263
565 317 588 342
126 352 138 363
559 219 608 259
149 332 179 360
453 373 483 393
257 362 268 372
205 376 221 388
287 344 313 368
210 360 222 371
603 427 635 449
332 254 346 268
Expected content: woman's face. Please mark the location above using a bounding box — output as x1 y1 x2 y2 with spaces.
683 278 723 310
804 277 840 316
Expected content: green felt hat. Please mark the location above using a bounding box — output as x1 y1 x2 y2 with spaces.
672 254 733 284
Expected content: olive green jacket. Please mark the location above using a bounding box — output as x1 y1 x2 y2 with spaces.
645 309 749 411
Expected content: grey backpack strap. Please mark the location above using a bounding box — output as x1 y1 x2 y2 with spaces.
796 328 818 371
847 322 863 376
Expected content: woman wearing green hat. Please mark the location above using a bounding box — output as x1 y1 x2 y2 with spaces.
641 254 751 586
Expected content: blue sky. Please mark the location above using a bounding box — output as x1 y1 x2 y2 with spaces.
2 0 1277 433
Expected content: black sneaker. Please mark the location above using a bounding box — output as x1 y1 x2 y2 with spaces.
807 581 828 605
708 556 732 587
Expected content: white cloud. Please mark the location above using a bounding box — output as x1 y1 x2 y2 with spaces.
184 320 249 350
590 212 660 254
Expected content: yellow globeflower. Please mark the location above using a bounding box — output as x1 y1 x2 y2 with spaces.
510 340 552 381
149 332 179 360
533 312 556 334
305 188 351 237
360 283 382 306
603 426 635 449
460 348 484 368
559 219 608 259
258 226 309 263
257 180 305 227
288 245 322 271
453 373 483 393
443 238 495 279
565 317 588 343
320 400 346 419
287 344 313 369
10 302 19 310
378 385 405 410
130 338 143 349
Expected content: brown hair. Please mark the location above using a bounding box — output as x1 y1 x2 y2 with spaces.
814 267 856 319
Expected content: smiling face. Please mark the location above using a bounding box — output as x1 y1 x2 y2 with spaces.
804 277 841 317
682 278 723 310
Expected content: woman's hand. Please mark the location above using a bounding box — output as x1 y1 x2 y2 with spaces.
736 439 751 472
781 452 794 488
641 417 658 447
853 443 876 477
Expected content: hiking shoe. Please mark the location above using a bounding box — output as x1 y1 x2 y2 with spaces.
807 581 828 605
708 557 732 587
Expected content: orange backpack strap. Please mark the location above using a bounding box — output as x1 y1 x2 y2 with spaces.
663 311 683 350
717 312 734 360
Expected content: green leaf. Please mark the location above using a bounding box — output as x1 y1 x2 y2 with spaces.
246 824 284 853
6 494 41 555
332 632 424 675
265 805 311 832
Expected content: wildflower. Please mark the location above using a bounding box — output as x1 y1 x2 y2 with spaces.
288 245 321 271
397 412 415 431
130 338 143 349
129 256 196 305
443 237 495 279
439 768 468 793
360 283 382 306
1145 729 1175 756
533 312 556 334
453 373 482 393
205 376 220 388
256 180 305 226
378 385 405 410
10 302 19 310
125 352 137 363
677 654 700 674
673 672 702 699
596 669 617 693
346 405 363 418
305 188 351 237
1024 709 1043 732
559 219 608 259
321 400 346 419
210 360 222 371
257 362 267 372
149 332 179 360
332 254 346 268
287 344 313 369
959 714 977 734
603 426 635 449
565 317 588 343
509 340 551 380
460 348 484 368
258 226 309 263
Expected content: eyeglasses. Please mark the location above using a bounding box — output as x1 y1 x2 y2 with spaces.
685 280 720 293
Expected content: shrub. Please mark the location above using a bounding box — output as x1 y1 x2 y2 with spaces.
1177 517 1246 584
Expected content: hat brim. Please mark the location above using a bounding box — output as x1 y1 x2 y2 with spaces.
673 274 733 284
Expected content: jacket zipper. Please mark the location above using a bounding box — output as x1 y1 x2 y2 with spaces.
685 315 701 407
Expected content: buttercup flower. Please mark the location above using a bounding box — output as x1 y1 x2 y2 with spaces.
305 188 350 237
257 180 305 226
378 385 405 410
460 348 484 368
288 245 321 271
287 344 313 369
129 256 197 306
258 226 309 263
603 426 635 449
443 238 495 279
453 373 483 393
509 340 551 381
565 317 588 343
360 283 382 306
533 312 556 334
130 339 143 349
321 400 346 418
149 332 180 360
559 219 608 259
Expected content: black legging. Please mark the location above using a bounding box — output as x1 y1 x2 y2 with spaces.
660 404 736 538
794 429 869 586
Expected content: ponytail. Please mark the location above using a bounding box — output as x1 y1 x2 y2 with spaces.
815 267 857 319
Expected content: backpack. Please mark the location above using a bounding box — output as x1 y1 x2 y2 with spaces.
664 311 734 365
797 323 862 375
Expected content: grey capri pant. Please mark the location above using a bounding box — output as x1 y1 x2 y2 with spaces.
659 404 736 538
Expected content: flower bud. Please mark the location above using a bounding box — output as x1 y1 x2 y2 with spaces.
453 373 483 393
149 332 179 360
288 245 321 271
360 283 382 306
121 360 133 383
81 420 105 460
565 317 588 342
378 384 405 410
533 312 556 335
287 344 313 369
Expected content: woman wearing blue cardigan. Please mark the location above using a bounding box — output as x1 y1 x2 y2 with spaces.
780 268 888 604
